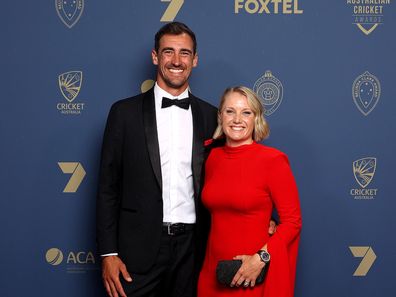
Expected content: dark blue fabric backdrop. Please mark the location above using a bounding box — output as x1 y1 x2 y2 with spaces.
1 1 395 296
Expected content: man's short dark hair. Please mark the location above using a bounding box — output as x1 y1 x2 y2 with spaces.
154 22 197 54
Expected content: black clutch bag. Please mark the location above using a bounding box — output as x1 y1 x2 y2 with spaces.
216 259 268 286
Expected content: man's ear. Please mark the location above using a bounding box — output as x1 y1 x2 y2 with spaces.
151 49 158 65
193 53 198 68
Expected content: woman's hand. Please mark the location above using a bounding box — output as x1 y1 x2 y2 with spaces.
230 254 265 288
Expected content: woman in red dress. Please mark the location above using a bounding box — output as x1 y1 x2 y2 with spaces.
198 86 302 297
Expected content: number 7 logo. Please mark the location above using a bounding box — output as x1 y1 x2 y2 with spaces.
58 162 86 193
349 246 377 276
160 0 184 22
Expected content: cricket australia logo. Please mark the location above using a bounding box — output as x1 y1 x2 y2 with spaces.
353 157 376 188
352 71 381 116
350 157 378 200
57 71 85 115
59 71 82 102
56 0 84 28
253 71 283 116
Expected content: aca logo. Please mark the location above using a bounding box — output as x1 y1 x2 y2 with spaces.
349 246 377 276
58 162 86 193
253 70 284 116
160 0 184 22
350 157 378 199
55 0 84 29
352 71 381 116
56 71 85 115
234 0 303 14
45 247 97 273
46 248 64 266
346 0 391 35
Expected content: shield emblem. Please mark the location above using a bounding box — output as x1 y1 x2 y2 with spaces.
353 157 376 188
253 71 283 116
352 71 381 116
55 0 84 28
58 71 83 102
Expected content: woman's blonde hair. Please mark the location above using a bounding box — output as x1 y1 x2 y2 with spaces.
213 86 270 141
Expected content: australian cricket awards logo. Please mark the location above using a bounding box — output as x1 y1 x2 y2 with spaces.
346 0 391 35
352 71 381 116
56 71 85 115
253 70 284 116
350 157 378 199
56 0 84 28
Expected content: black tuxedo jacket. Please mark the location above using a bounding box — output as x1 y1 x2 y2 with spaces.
96 87 217 273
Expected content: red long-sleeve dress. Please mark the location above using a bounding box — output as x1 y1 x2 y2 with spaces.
197 142 302 297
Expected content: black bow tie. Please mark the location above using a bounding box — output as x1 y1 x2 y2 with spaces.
161 97 191 110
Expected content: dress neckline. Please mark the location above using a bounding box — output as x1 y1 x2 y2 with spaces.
222 141 258 156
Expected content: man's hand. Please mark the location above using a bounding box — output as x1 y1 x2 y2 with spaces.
268 219 277 235
102 255 132 297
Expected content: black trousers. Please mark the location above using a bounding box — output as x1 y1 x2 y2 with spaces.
121 229 195 297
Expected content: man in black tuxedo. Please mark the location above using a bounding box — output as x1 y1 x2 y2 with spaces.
96 22 217 297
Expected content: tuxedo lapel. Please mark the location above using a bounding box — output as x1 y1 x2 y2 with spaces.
143 88 162 190
190 93 205 196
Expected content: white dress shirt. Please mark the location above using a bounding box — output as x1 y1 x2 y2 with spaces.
154 83 195 224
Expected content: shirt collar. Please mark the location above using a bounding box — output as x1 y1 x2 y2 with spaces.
154 82 190 102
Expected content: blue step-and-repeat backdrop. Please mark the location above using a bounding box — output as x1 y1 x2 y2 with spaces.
1 1 395 296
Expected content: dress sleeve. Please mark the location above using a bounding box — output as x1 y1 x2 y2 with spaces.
265 153 302 297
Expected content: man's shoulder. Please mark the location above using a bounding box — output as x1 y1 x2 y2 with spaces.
111 92 146 109
108 91 152 116
191 94 217 113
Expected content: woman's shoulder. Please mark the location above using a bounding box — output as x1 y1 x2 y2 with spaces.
207 145 225 156
255 143 285 155
255 143 289 162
